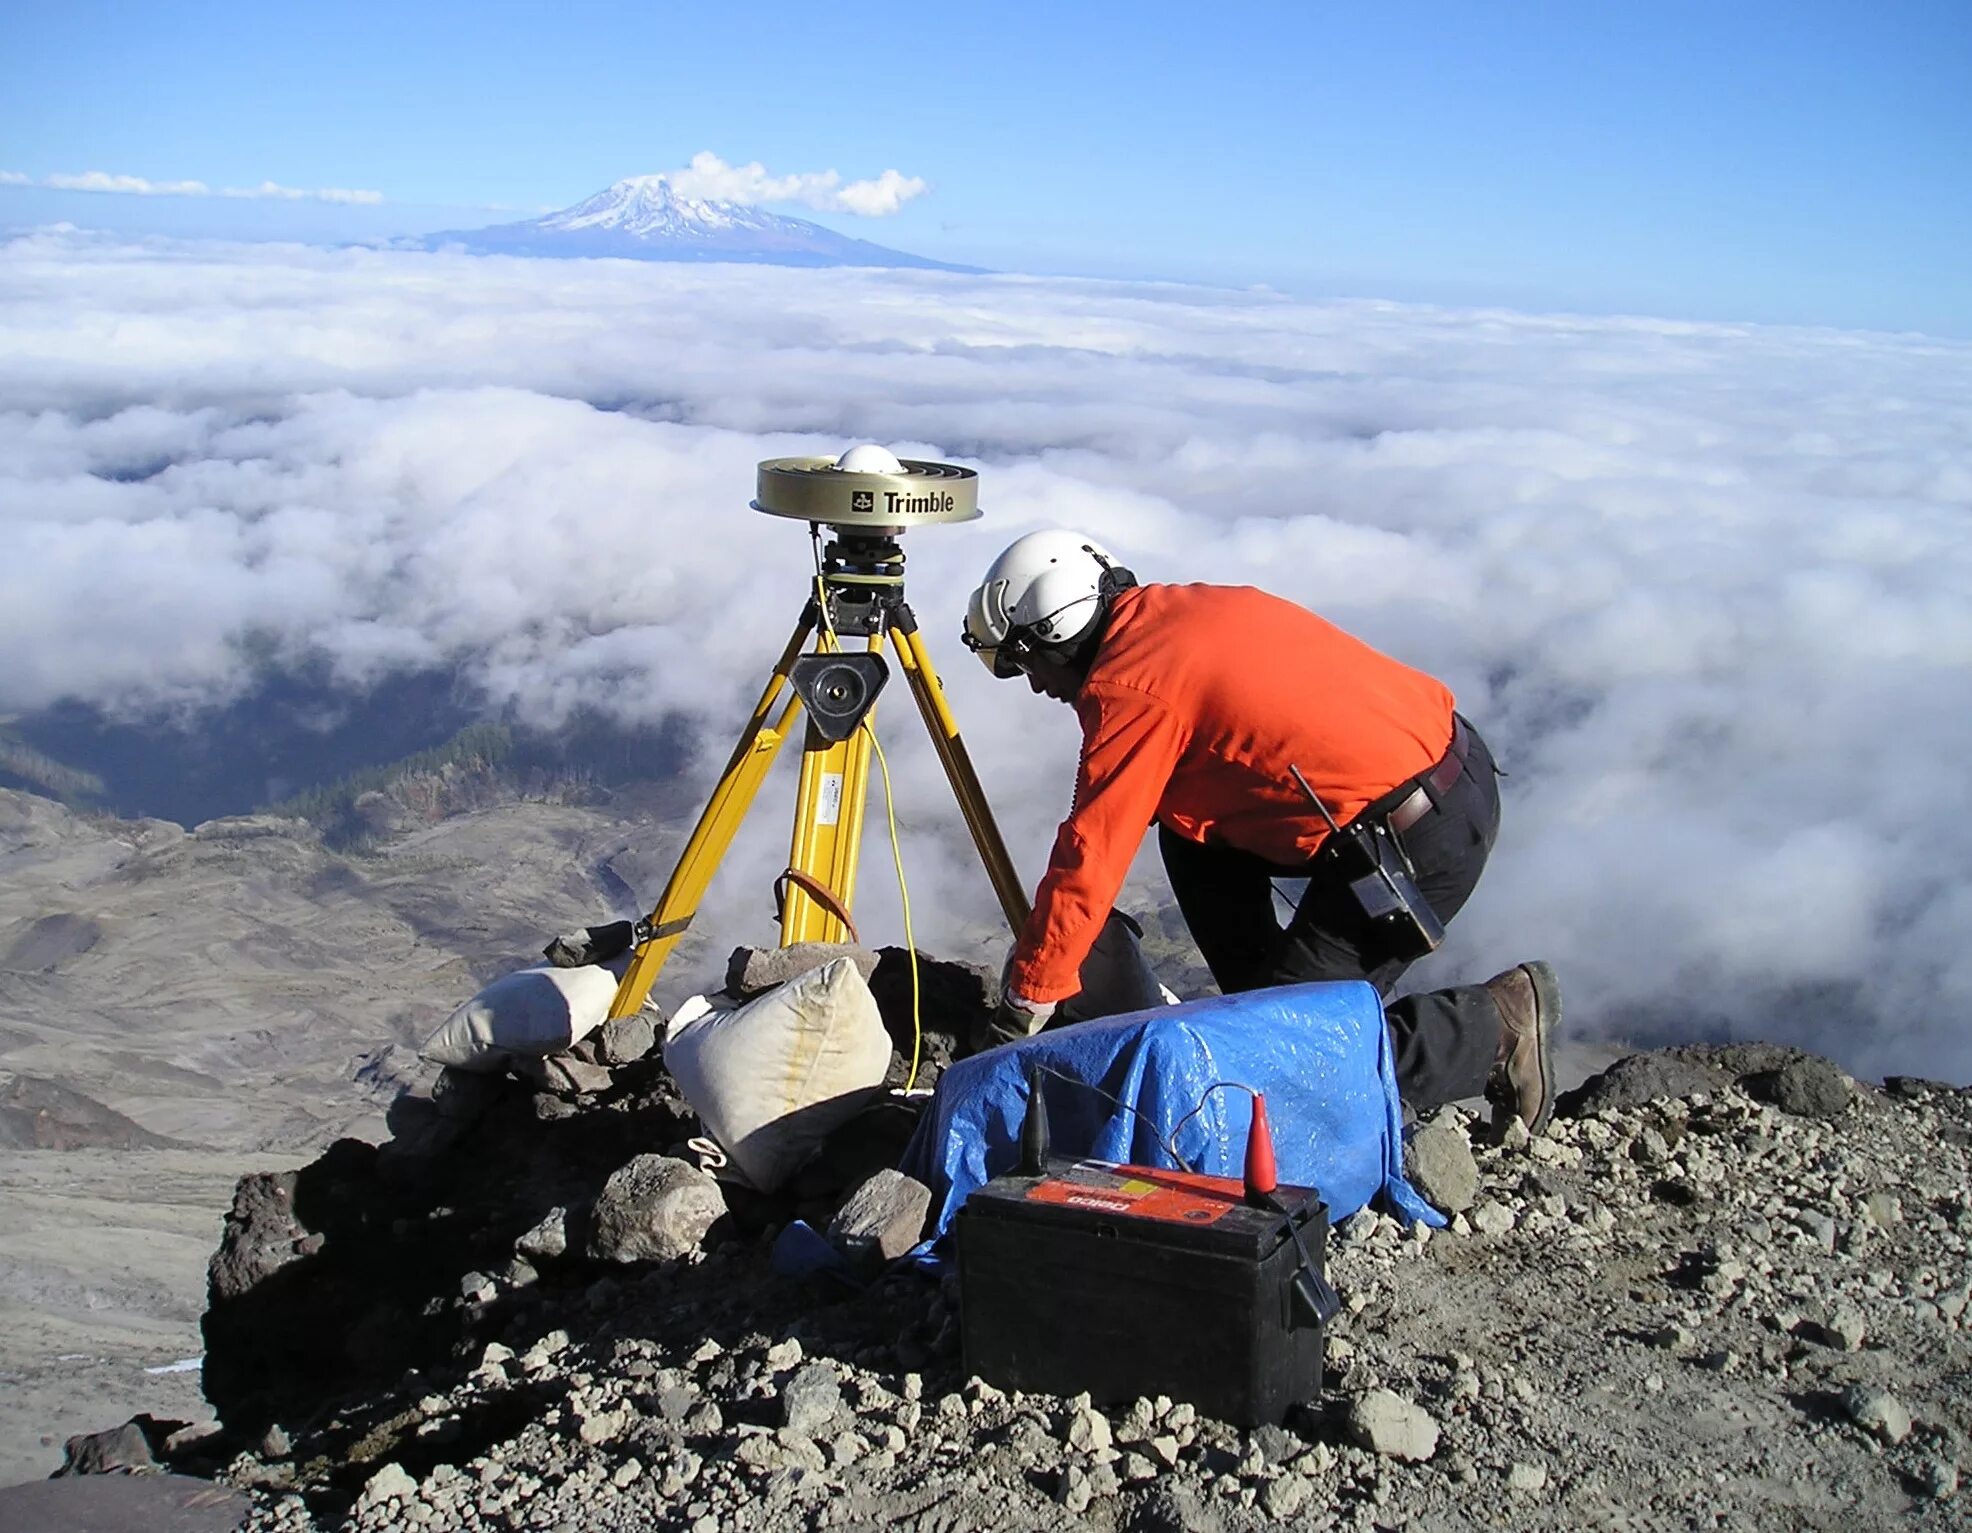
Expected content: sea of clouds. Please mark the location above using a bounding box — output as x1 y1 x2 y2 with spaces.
4 228 1970 1080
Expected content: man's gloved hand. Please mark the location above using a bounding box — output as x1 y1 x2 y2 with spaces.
968 987 1057 1057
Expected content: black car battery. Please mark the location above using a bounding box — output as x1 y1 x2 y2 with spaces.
956 1158 1333 1426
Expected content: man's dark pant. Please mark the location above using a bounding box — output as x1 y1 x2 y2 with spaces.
1159 721 1503 1112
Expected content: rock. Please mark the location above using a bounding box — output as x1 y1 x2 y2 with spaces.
587 1155 726 1263
521 1329 569 1371
429 1067 511 1123
1883 1076 1956 1100
574 1401 629 1446
825 1168 932 1271
1249 1422 1298 1466
55 1419 160 1476
766 1338 803 1370
1066 1404 1113 1453
1749 1058 1853 1119
1559 1053 1731 1116
1507 1461 1548 1492
1345 1389 1439 1462
597 1013 657 1066
512 1054 614 1097
1842 1386 1911 1444
726 942 880 997
1260 1474 1312 1518
1469 1202 1515 1236
1403 1121 1480 1213
206 1172 307 1303
781 1363 844 1436
1913 1456 1959 1500
516 1207 568 1262
357 1462 418 1508
1129 1481 1226 1533
1816 1304 1868 1352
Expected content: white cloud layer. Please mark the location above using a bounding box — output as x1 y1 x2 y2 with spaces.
666 151 927 216
2 229 1970 1081
9 171 383 203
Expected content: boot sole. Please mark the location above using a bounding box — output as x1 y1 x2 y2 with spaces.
1520 960 1561 1135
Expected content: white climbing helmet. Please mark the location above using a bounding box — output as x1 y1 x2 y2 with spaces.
961 530 1133 677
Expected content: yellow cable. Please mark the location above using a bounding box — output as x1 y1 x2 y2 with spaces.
862 720 922 1092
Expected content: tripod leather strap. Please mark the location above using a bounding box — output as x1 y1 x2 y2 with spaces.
774 869 861 944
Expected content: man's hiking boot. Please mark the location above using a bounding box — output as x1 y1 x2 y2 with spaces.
1486 960 1560 1136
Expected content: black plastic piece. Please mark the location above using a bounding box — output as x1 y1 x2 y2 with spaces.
789 652 889 743
1019 1067 1050 1175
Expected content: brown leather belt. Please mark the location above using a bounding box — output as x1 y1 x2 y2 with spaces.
1384 716 1471 835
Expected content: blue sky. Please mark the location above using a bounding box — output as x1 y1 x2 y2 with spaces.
3 1 1968 333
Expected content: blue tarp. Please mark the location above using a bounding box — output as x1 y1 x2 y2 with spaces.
901 980 1442 1241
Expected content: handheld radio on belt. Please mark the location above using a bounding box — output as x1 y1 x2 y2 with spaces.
1289 763 1445 961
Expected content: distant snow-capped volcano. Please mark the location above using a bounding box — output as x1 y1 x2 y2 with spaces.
417 176 977 271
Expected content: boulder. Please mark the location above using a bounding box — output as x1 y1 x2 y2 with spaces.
1559 1053 1732 1117
825 1168 932 1271
512 1054 614 1097
588 1154 727 1263
1403 1120 1480 1214
1346 1389 1439 1462
781 1362 844 1435
1748 1058 1853 1119
55 1418 161 1476
597 1013 657 1065
725 942 880 998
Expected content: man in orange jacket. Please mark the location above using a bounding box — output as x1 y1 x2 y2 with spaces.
962 530 1559 1131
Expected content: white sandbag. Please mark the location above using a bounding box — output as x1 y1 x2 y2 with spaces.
663 955 891 1193
420 957 627 1073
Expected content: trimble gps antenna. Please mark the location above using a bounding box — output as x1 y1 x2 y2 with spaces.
605 447 1028 1019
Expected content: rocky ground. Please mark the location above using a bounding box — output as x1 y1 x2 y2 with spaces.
52 1015 1970 1532
9 786 1971 1526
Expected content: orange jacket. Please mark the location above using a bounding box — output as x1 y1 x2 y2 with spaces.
1007 583 1456 1003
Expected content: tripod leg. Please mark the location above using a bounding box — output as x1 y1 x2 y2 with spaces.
782 630 882 944
607 616 813 1019
889 618 1033 931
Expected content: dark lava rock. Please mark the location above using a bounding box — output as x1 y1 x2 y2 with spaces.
55 1415 179 1475
867 946 994 1091
196 948 952 1439
201 1058 698 1434
1559 1053 1734 1117
1883 1075 1959 1100
1747 1057 1854 1118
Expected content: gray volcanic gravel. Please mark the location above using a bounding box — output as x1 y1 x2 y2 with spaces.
178 1058 1971 1531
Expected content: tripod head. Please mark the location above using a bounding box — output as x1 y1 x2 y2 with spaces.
754 446 980 534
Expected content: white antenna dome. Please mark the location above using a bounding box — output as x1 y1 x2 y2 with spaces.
836 443 904 474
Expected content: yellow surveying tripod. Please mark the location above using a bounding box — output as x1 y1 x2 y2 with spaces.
606 450 1030 1020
